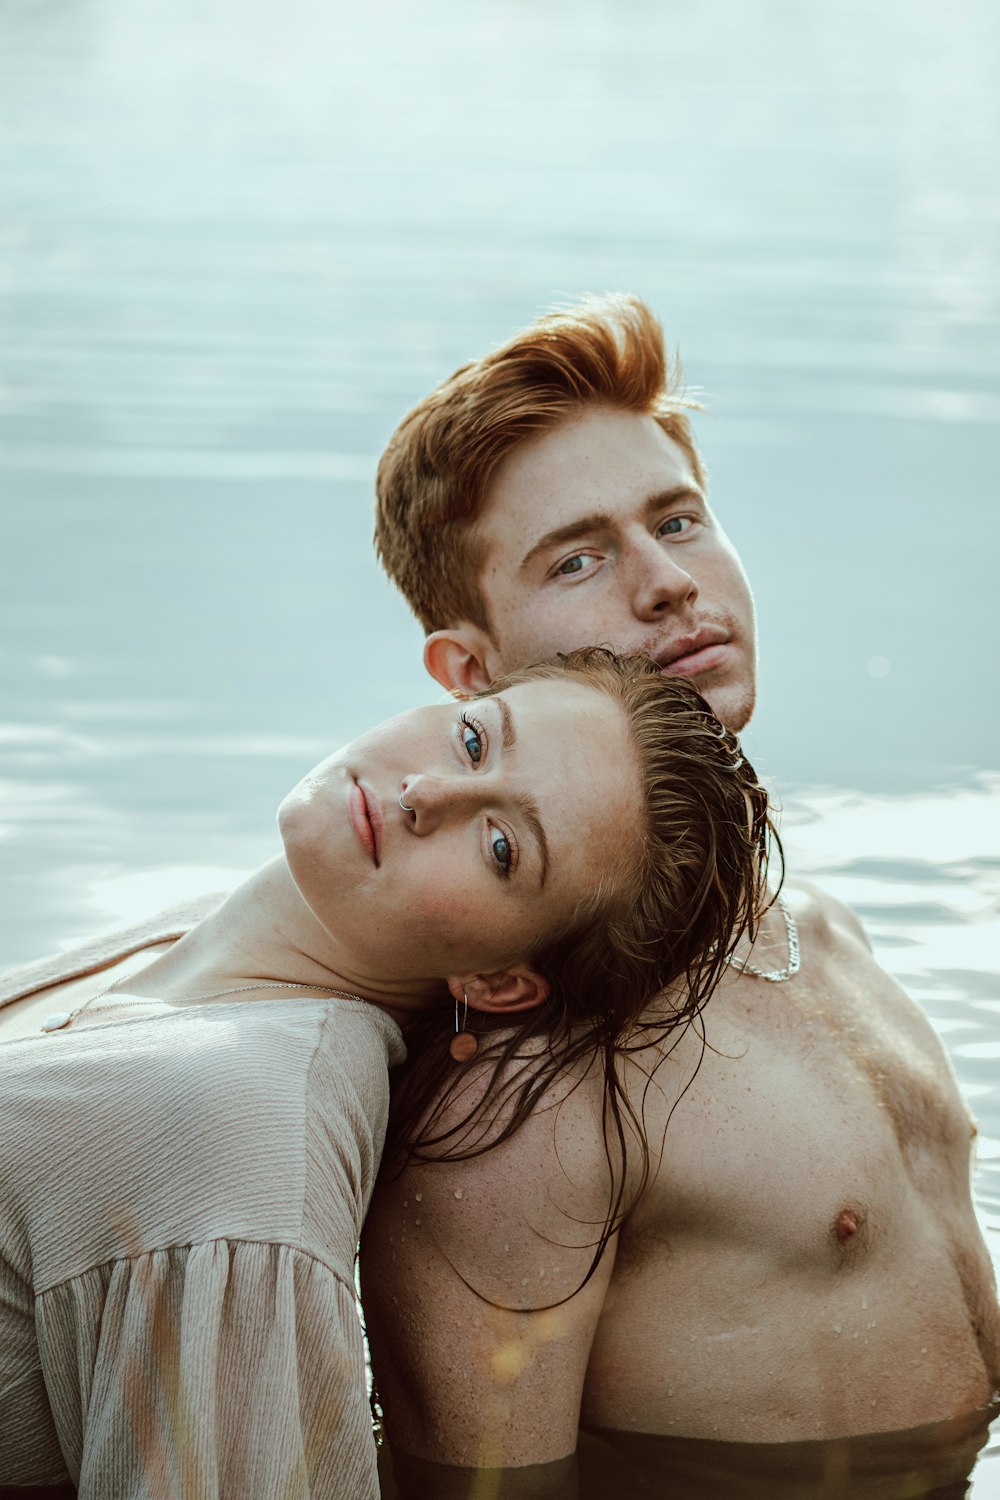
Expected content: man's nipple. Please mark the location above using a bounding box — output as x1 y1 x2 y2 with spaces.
834 1208 861 1245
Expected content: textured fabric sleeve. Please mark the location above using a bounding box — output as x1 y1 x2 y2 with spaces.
35 1241 378 1500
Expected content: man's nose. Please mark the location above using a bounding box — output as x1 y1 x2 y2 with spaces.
398 773 477 832
628 532 698 619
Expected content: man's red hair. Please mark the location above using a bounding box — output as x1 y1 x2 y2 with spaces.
375 293 705 634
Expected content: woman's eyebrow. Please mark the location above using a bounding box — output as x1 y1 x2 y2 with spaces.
514 792 550 889
496 694 516 751
494 698 550 888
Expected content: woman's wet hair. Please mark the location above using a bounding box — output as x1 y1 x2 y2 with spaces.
383 647 778 1284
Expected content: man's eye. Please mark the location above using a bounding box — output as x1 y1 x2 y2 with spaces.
460 716 484 765
658 516 694 537
556 552 598 576
490 827 514 875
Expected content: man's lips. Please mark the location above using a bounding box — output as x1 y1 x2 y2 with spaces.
347 779 382 866
655 626 731 677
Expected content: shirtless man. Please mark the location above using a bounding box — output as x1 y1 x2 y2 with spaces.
360 295 999 1485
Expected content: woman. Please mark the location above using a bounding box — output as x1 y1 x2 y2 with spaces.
0 649 771 1500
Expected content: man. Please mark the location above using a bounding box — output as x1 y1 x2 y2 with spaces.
360 296 998 1487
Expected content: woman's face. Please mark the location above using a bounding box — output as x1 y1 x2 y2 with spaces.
278 677 641 990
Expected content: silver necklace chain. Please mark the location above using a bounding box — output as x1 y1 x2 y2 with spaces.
38 900 800 1032
724 892 800 983
40 978 364 1035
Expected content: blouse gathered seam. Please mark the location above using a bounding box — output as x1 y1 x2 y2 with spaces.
35 1236 359 1302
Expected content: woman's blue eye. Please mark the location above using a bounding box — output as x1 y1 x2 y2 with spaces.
491 828 512 874
461 717 483 764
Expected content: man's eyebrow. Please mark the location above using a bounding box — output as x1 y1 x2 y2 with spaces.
519 486 705 572
519 512 615 572
643 483 704 518
493 697 550 889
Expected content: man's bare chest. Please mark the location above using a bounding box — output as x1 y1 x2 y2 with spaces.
624 959 975 1266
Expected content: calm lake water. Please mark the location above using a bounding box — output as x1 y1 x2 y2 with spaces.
1 0 998 1492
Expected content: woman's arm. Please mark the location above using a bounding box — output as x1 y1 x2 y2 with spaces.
41 1240 379 1500
360 1073 623 1475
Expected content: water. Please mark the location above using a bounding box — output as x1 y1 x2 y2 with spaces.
1 0 998 1491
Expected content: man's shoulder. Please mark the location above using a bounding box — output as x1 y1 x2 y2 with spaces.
782 877 873 957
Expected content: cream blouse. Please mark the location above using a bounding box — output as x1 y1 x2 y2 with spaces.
0 903 405 1499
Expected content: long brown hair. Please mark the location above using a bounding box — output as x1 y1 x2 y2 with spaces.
383 648 777 1277
375 293 703 635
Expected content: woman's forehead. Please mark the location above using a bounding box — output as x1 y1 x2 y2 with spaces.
499 679 640 825
495 673 617 724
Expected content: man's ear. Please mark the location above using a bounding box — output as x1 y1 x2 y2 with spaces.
447 967 551 1015
424 628 496 695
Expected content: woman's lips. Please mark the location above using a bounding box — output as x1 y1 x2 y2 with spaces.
347 780 382 866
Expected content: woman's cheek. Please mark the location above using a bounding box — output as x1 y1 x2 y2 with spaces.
410 885 507 967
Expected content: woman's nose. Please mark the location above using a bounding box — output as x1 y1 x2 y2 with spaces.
399 773 476 831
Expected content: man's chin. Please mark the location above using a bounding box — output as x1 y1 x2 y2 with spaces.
695 680 756 734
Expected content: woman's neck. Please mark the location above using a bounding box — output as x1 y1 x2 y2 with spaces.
111 856 439 1027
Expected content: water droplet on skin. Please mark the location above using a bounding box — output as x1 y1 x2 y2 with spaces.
403 1200 408 1209
521 1278 529 1287
454 1188 463 1200
921 1347 928 1355
504 1244 510 1253
868 1320 876 1329
832 1324 842 1335
539 1269 546 1278
414 1218 421 1227
861 1297 868 1310
414 1192 423 1202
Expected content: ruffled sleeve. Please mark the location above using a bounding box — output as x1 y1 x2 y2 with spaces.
35 1240 378 1500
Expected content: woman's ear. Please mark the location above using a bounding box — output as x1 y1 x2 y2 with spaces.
447 967 551 1015
424 629 495 695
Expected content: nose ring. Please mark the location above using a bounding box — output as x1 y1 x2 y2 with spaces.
399 792 414 813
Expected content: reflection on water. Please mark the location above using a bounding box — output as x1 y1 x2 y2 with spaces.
1 0 998 1491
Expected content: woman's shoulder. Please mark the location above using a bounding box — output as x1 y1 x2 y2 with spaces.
303 1000 405 1161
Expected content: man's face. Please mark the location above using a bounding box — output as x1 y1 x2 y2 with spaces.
470 406 757 731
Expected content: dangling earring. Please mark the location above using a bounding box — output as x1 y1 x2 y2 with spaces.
449 990 478 1063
